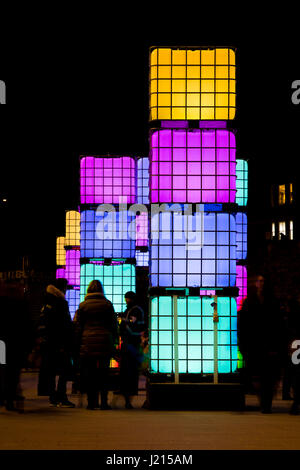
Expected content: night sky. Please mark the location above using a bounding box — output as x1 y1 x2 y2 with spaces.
0 17 299 272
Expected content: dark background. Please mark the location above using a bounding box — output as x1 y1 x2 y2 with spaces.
0 12 299 272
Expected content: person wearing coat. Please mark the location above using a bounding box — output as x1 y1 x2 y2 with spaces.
237 275 284 413
37 278 75 408
119 291 145 409
74 280 118 410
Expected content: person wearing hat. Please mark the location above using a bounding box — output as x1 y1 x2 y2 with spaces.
119 291 145 409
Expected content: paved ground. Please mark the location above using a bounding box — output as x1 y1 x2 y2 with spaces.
0 372 300 450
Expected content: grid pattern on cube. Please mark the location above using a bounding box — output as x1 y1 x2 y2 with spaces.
150 128 236 203
80 263 136 314
150 47 236 121
65 249 80 286
236 265 247 312
150 296 238 374
136 213 148 248
65 211 80 247
236 213 247 261
150 211 236 288
80 156 136 204
66 288 80 320
137 157 149 204
56 237 66 266
80 209 136 259
136 251 149 267
56 268 66 279
236 159 248 206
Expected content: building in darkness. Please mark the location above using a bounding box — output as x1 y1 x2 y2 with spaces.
248 168 300 301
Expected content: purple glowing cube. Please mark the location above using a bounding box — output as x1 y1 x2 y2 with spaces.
150 128 236 204
236 265 247 311
65 249 80 286
80 156 136 205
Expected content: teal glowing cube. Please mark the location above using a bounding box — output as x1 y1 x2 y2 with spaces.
150 296 237 374
80 262 136 314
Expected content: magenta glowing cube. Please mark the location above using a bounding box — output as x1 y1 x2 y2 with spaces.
150 128 236 204
56 268 66 279
65 249 80 286
80 156 136 205
236 265 247 311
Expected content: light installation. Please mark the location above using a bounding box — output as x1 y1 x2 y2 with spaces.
80 262 136 314
65 211 80 247
150 127 236 203
150 211 236 288
53 46 247 397
80 209 136 259
56 236 66 266
150 296 237 374
150 47 236 121
148 45 245 385
80 156 136 205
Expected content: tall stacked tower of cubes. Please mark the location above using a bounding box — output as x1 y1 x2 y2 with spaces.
79 155 139 368
147 47 247 405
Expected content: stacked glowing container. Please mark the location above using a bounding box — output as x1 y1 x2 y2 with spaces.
56 236 66 279
80 155 137 368
148 46 246 397
235 159 248 368
64 211 81 319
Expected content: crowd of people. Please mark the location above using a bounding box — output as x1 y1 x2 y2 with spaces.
0 274 300 415
0 278 146 411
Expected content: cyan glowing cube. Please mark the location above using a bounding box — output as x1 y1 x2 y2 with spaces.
150 296 237 374
80 262 136 314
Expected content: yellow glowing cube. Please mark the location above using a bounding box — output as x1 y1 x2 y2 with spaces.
149 47 236 121
56 236 66 266
65 211 80 247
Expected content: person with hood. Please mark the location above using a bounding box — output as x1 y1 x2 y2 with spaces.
37 278 75 407
119 291 145 409
74 280 118 410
